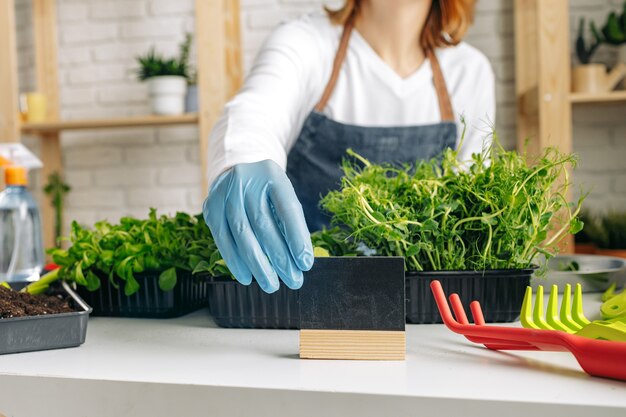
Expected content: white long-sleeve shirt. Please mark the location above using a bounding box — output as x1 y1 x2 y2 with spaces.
206 13 495 188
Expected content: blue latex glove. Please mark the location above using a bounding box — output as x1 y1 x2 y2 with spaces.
203 160 314 293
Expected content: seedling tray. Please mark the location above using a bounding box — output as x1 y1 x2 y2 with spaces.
206 257 405 329
77 270 208 318
406 268 534 324
206 276 300 329
207 264 533 327
0 281 91 355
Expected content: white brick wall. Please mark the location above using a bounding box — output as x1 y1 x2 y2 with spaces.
13 0 626 236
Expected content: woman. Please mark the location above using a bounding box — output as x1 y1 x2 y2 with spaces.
203 0 494 293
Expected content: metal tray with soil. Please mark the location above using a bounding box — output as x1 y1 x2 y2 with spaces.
0 281 91 355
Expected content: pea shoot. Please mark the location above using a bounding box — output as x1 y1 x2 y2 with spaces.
321 133 585 273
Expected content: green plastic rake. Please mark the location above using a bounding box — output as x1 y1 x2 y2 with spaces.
521 284 626 342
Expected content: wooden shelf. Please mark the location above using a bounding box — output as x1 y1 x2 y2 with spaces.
569 90 626 104
21 113 199 133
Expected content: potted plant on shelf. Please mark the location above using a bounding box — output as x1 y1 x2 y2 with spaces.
599 2 626 88
595 210 626 259
43 171 71 248
321 131 584 323
573 16 626 93
136 36 191 115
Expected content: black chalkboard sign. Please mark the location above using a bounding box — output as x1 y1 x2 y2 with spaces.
299 257 405 331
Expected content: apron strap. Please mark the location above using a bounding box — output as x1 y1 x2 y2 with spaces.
426 49 454 122
314 12 357 112
315 14 455 123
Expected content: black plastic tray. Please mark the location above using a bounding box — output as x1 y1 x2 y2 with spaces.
406 268 534 324
77 270 208 318
206 267 533 328
206 276 299 329
207 257 405 329
0 281 91 355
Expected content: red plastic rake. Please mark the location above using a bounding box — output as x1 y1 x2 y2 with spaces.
430 280 626 381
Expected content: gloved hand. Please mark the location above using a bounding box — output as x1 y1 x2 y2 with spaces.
203 160 314 293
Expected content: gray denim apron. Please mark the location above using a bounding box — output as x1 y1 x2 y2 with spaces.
286 15 457 232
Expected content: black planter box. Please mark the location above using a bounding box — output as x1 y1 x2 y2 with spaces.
206 262 534 328
207 257 406 329
207 276 300 329
77 270 208 318
406 269 534 324
0 281 91 355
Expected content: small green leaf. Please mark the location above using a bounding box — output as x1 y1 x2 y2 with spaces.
422 219 438 231
100 250 114 265
108 270 120 290
75 262 87 285
82 250 97 267
158 267 177 292
313 247 330 257
124 274 140 296
85 270 101 291
188 254 202 270
144 254 160 270
192 260 211 274
406 245 419 257
569 218 584 234
371 211 386 223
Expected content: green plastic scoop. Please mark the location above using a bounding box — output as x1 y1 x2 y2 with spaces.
601 284 626 320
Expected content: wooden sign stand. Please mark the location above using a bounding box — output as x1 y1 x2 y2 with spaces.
298 257 406 360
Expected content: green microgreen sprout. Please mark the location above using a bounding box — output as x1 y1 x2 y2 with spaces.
320 130 584 273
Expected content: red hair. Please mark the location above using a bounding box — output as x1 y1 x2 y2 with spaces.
325 0 476 50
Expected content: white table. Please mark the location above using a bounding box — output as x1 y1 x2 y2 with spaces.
0 293 625 417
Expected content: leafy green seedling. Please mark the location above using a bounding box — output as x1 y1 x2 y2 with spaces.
29 210 232 296
321 131 583 273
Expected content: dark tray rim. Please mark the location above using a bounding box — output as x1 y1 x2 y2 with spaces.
203 265 538 283
1 281 92 324
406 266 538 277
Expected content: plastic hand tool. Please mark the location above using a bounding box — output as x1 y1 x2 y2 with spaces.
430 280 626 382
521 284 626 342
601 286 626 320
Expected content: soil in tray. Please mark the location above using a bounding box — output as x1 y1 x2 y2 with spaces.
0 285 76 319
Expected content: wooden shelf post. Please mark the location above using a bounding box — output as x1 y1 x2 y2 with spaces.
0 0 20 144
195 0 242 195
32 0 62 250
514 0 574 252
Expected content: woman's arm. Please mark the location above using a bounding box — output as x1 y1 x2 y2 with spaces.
206 18 325 188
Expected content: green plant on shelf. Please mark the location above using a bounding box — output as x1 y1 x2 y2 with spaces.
599 2 626 46
136 32 193 81
576 17 603 64
42 171 71 248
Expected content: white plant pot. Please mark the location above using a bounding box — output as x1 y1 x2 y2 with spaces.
147 76 187 115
